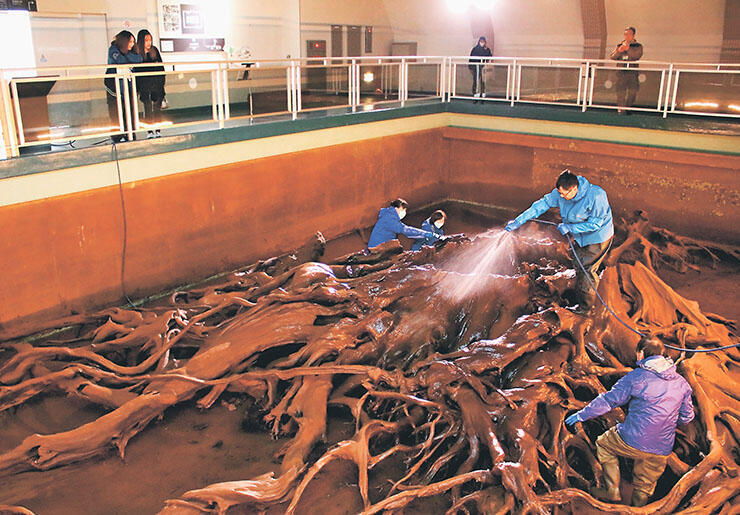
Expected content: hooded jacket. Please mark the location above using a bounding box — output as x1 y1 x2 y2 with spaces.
469 41 492 70
367 207 436 249
411 218 444 251
577 355 694 456
513 175 614 247
105 44 143 93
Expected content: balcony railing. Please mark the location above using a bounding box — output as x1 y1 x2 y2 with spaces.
1 56 738 158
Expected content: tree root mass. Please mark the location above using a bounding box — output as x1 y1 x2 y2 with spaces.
1 213 739 514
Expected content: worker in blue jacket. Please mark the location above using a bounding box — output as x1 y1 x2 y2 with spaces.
505 170 614 311
367 199 438 249
565 336 694 506
411 210 446 251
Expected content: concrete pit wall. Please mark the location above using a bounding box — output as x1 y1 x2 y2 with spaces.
0 123 738 338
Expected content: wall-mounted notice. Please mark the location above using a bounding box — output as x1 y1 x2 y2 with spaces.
157 0 226 52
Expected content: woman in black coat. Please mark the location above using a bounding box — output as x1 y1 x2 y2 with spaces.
135 29 166 138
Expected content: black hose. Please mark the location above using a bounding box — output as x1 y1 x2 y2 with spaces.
528 218 738 353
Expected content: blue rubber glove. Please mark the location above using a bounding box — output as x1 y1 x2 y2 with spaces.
564 412 582 427
557 223 571 235
505 220 521 232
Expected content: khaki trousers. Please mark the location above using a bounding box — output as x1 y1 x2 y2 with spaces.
573 236 613 310
595 426 667 497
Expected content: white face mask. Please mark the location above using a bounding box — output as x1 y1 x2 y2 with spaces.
434 220 444 229
397 208 406 220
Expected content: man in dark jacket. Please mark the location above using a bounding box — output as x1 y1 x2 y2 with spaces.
468 36 492 100
610 26 643 114
505 170 614 312
565 336 694 506
367 199 437 249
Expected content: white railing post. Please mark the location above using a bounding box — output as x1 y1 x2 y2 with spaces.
510 59 517 106
670 69 680 114
130 69 140 132
290 61 298 120
588 65 596 107
211 70 218 121
1 73 20 157
663 63 674 118
222 66 230 120
286 65 293 114
115 72 124 134
451 61 457 99
296 62 302 113
215 65 224 129
122 71 134 141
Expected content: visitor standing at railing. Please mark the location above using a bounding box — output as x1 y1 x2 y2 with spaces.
135 29 166 139
469 36 492 102
610 26 643 114
105 31 143 142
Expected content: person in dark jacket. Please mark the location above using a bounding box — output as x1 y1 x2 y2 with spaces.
565 336 694 506
609 26 643 114
105 30 143 142
505 170 613 312
367 199 437 249
411 210 446 251
468 36 492 100
135 29 166 138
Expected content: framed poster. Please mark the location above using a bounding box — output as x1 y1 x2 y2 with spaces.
158 0 225 52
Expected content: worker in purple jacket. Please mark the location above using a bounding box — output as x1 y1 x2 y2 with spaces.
565 336 694 506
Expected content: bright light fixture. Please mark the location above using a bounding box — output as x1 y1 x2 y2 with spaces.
363 72 374 83
446 0 494 12
446 0 469 14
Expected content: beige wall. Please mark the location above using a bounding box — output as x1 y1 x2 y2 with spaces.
30 0 732 64
605 0 726 62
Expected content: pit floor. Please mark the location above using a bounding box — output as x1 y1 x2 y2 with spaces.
1 201 738 514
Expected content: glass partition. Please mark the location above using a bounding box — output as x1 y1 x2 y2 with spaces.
11 75 119 145
671 70 740 116
406 62 441 99
224 64 290 120
451 60 512 101
589 66 666 111
298 63 351 112
517 65 582 105
359 62 400 106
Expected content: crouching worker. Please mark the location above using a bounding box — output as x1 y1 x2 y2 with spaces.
367 198 439 249
411 210 446 251
565 336 694 506
505 169 613 312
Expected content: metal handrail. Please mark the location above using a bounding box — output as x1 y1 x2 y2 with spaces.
1 55 738 158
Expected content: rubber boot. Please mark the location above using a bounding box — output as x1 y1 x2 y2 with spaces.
592 458 621 502
632 490 650 507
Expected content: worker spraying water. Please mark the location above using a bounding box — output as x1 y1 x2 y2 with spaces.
505 169 614 313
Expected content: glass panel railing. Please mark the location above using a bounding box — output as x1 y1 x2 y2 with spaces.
359 62 400 105
153 69 219 128
589 66 666 112
299 63 351 112
11 74 120 145
451 60 512 101
224 64 290 120
517 65 582 105
671 70 740 117
406 62 441 99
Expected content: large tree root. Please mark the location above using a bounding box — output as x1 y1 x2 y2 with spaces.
1 222 738 514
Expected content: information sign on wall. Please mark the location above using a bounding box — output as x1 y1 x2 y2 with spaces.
157 0 226 52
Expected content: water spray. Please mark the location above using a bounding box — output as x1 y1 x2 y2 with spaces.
529 219 739 354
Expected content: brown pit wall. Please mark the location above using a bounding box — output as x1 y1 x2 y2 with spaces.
0 126 738 338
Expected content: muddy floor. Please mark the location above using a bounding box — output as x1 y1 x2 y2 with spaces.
1 201 737 515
